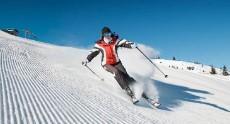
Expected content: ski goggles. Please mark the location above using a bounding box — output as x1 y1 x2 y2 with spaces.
103 32 112 37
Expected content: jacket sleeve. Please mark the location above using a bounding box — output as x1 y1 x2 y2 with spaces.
87 46 100 62
116 39 134 48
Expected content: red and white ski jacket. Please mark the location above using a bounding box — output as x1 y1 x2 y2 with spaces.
87 36 134 65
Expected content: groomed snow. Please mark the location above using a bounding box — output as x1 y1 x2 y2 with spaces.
0 31 230 124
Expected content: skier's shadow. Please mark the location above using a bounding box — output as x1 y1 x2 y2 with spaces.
150 79 230 112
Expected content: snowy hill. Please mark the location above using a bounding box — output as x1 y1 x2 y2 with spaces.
0 31 230 124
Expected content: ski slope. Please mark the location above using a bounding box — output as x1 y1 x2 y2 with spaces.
0 31 230 124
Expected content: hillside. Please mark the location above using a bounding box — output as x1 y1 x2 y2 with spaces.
0 31 230 124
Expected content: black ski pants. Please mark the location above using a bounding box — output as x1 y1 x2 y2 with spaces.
103 62 136 89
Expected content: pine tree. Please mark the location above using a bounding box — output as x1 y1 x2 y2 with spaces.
223 65 229 76
210 65 217 74
173 56 176 60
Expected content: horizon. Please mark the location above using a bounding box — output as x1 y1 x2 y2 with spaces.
1 0 230 68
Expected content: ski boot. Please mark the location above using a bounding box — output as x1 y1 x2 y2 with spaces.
125 87 139 104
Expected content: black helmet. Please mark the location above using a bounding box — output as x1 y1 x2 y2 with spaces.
101 26 111 36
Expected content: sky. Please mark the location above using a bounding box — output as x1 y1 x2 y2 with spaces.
1 0 230 68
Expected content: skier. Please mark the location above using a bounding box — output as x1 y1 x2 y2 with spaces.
82 26 160 107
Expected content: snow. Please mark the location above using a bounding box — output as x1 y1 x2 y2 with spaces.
0 30 230 124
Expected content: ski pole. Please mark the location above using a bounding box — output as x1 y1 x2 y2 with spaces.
136 46 168 78
83 64 104 81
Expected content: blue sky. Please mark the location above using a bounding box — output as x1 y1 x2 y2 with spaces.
1 0 230 68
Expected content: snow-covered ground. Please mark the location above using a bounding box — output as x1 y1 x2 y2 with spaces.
0 31 230 124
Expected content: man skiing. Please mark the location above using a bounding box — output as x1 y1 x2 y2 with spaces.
82 26 160 107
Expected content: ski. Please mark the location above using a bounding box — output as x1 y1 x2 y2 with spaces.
141 93 161 109
126 88 160 108
143 97 161 109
